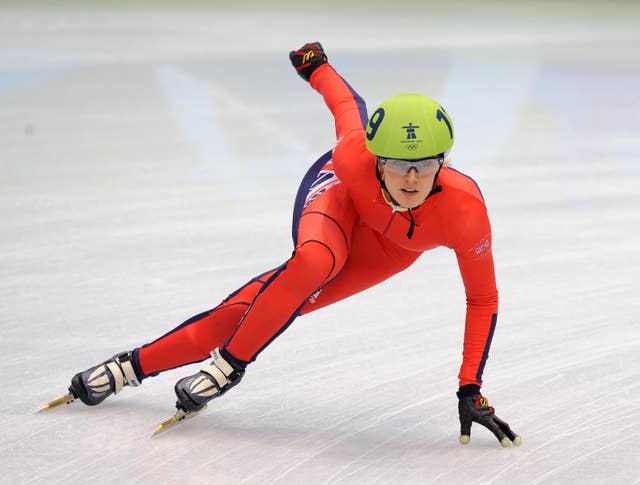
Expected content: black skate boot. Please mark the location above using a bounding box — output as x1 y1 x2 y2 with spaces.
174 348 244 412
69 351 142 406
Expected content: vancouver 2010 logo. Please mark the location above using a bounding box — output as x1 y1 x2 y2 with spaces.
402 123 419 140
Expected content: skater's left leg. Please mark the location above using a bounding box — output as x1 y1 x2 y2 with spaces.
135 268 279 377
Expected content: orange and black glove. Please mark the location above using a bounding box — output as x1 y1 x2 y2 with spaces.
457 385 521 447
289 42 328 82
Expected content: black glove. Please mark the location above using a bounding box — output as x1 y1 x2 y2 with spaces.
457 384 521 447
289 42 328 82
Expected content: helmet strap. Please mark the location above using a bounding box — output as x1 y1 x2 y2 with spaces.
432 159 444 187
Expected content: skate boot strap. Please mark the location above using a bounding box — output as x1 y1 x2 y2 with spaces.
199 348 240 389
105 352 140 395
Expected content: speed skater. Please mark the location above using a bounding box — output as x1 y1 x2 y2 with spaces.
42 41 520 447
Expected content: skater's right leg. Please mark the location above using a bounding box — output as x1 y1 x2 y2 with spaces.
135 269 279 377
68 268 278 407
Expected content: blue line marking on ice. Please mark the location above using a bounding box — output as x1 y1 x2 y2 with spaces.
442 56 536 168
0 67 69 99
155 65 232 169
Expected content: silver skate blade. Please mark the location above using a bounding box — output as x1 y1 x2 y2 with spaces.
152 405 207 436
36 393 75 413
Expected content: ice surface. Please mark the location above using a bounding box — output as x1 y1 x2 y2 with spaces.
1 2 639 484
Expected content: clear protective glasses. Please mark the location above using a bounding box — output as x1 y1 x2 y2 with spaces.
378 155 443 176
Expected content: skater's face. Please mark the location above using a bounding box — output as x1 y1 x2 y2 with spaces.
378 157 441 208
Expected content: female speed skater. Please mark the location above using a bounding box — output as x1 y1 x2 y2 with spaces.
42 42 520 446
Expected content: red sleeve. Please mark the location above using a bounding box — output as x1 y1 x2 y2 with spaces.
309 64 368 142
450 199 499 388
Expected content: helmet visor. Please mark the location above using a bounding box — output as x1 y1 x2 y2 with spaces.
378 155 443 176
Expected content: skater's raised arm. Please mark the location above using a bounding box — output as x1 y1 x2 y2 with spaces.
289 42 368 143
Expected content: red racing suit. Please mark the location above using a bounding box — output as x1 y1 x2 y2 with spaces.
135 64 498 388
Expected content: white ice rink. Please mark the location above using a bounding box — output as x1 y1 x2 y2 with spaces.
2 2 639 484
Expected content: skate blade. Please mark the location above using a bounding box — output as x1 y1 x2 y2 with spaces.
36 393 75 413
152 405 207 436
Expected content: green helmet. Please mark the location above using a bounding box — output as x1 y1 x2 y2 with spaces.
365 94 454 159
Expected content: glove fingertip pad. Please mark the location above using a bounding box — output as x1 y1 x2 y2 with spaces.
459 435 470 444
